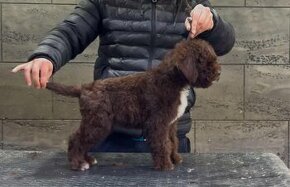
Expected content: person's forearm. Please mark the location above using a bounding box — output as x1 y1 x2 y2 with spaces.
28 0 101 73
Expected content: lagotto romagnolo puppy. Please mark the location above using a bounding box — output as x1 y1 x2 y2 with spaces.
46 39 220 171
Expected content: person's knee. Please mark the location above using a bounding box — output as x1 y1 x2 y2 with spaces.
178 136 191 153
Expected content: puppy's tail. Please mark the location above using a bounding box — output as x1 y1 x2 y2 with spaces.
46 82 81 97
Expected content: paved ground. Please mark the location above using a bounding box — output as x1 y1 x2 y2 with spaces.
0 150 290 186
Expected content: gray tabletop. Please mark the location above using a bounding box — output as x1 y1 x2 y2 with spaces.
0 150 290 187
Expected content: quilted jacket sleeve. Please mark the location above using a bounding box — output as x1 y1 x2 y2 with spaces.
197 0 236 56
28 0 102 73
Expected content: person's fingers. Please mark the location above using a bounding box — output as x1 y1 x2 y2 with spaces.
190 5 203 36
185 17 191 31
190 15 198 36
190 18 197 36
40 64 49 88
195 15 213 36
11 59 53 88
31 62 41 88
11 62 33 86
196 10 208 33
202 8 214 31
23 63 33 86
206 13 214 30
11 63 26 73
189 32 195 39
186 17 194 38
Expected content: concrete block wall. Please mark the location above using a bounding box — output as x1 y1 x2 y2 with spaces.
0 0 289 166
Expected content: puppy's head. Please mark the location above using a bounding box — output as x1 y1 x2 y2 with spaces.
175 39 220 88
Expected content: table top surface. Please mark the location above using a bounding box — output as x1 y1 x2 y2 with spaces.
0 150 290 187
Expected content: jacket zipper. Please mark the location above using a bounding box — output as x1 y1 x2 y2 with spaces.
148 0 157 69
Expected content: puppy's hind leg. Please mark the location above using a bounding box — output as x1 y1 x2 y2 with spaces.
68 113 112 171
68 129 87 171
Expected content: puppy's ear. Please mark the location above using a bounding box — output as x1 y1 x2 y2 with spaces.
178 55 198 86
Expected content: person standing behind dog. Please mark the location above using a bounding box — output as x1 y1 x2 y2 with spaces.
12 0 235 153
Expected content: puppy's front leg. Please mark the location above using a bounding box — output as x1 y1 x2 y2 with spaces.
146 121 174 171
169 121 183 165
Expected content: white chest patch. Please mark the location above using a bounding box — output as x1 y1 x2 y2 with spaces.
171 87 189 124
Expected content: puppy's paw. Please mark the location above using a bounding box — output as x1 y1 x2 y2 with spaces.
154 162 174 171
171 153 183 165
80 162 90 171
85 155 98 166
91 158 98 165
70 160 90 171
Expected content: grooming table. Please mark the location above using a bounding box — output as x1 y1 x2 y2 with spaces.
0 150 289 186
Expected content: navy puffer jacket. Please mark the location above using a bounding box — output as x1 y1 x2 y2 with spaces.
28 0 235 137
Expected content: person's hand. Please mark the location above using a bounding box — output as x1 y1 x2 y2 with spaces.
11 58 53 89
185 4 214 38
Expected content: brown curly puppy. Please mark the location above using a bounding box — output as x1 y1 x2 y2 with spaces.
46 39 220 171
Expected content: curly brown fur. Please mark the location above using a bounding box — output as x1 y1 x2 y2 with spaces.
46 39 220 171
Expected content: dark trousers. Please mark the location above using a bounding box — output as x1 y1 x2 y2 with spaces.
90 132 191 153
